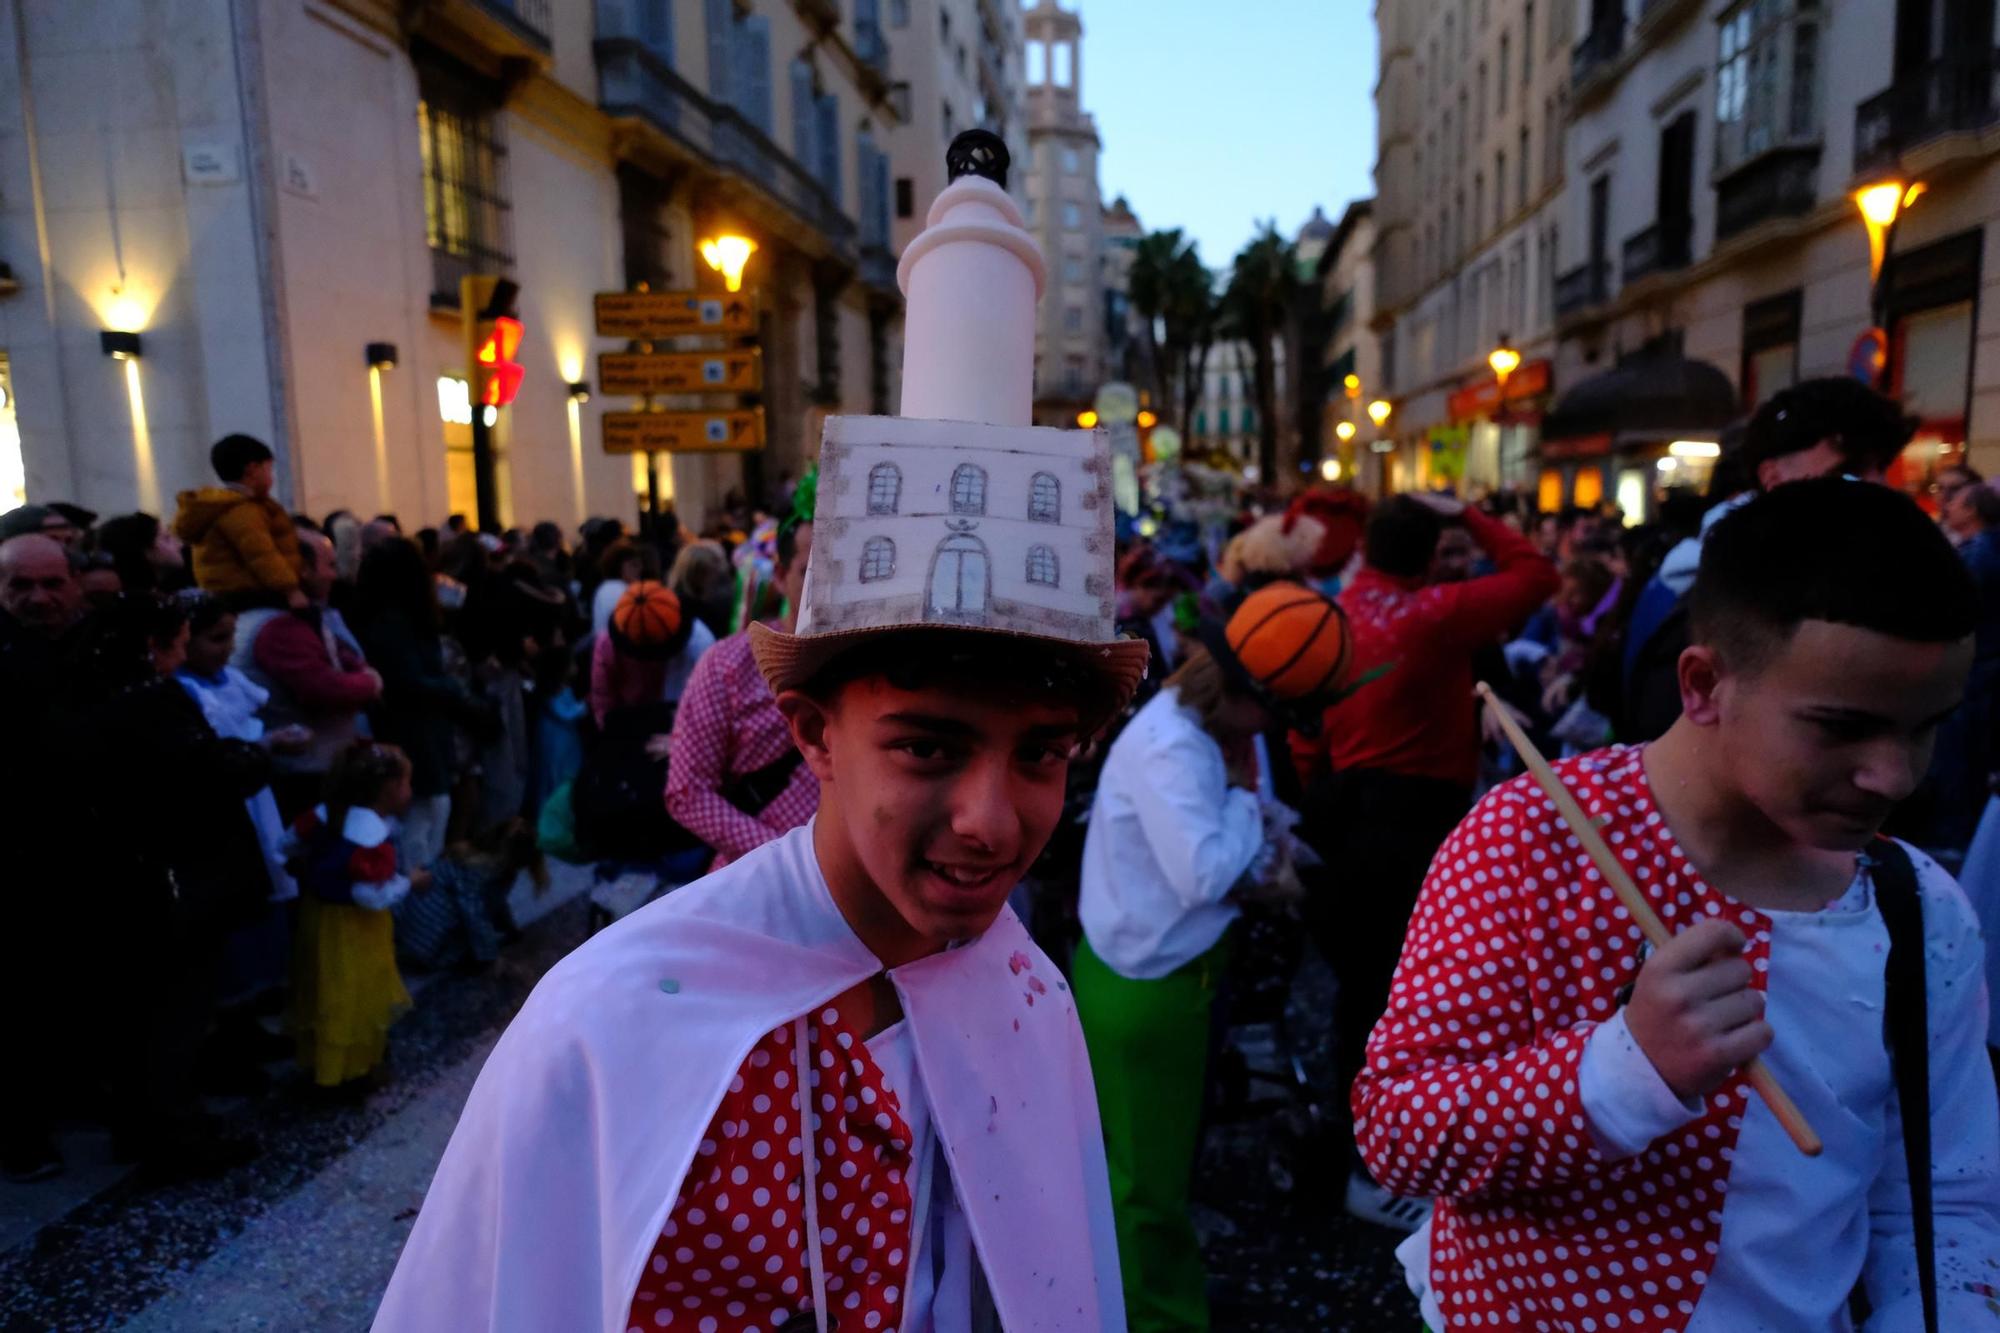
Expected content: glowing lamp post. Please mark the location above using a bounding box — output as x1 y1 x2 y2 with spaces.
1367 399 1392 429
699 234 759 293
1852 180 1924 390
1488 339 1522 391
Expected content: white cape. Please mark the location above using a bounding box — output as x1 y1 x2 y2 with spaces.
373 822 1125 1332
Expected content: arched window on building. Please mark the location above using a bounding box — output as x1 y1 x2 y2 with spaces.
860 536 896 582
1029 471 1060 522
928 532 989 614
1026 544 1058 587
950 462 987 515
867 463 901 515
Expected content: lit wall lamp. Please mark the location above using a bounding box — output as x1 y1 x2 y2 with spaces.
1367 398 1393 428
366 342 399 370
567 381 592 403
100 330 142 360
1488 337 1522 389
1335 420 1357 443
699 233 758 293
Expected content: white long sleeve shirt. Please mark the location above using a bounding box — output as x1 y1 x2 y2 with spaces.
1402 846 2000 1331
1079 688 1264 980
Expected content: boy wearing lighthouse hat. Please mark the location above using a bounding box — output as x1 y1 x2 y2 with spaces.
375 133 1143 1333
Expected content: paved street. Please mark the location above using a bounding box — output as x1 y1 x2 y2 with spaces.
0 884 1413 1332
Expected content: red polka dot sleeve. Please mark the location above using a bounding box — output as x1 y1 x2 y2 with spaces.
1351 776 1612 1201
625 1009 916 1333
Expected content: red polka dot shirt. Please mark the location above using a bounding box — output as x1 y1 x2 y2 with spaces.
1353 747 1770 1332
626 1008 916 1333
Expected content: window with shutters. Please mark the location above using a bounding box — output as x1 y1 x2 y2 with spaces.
816 90 842 200
1029 472 1060 522
704 0 732 100
950 463 987 515
867 463 900 515
1714 0 1819 176
889 0 909 28
791 60 817 171
732 13 772 135
637 0 674 59
1026 545 1058 587
857 128 889 244
861 536 896 582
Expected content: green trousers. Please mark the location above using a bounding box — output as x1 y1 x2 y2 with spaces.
1073 935 1229 1333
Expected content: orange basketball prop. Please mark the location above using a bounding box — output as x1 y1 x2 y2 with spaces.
1224 582 1353 703
612 580 683 647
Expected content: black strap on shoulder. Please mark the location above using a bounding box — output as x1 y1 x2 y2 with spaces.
1870 837 1937 1333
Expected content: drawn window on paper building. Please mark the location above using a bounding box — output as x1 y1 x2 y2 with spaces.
950 463 987 515
868 462 901 514
1715 0 1818 174
929 534 989 614
860 536 896 582
1029 471 1060 522
1027 544 1059 587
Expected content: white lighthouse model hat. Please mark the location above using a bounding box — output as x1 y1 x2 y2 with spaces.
750 131 1150 721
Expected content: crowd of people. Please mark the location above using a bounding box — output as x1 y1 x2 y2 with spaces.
0 432 810 1185
8 374 2000 1332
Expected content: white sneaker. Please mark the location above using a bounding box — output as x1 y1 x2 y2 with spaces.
1344 1172 1431 1233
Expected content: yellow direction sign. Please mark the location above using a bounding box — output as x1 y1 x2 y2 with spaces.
593 290 757 339
598 349 763 396
602 409 765 455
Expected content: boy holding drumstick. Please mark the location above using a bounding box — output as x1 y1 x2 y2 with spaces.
1356 478 2000 1332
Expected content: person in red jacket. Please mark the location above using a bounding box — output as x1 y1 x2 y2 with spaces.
234 529 383 820
1292 490 1558 1227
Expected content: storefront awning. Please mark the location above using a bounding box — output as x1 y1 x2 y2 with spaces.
1541 351 1737 443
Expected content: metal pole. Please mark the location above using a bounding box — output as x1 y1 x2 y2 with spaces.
470 407 499 533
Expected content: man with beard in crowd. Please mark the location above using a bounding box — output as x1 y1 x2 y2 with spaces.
0 534 90 1179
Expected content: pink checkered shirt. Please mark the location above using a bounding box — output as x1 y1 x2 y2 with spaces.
664 626 819 868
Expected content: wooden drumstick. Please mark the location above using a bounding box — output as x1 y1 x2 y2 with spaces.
1475 683 1823 1157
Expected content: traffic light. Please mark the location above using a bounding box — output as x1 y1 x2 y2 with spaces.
461 276 524 408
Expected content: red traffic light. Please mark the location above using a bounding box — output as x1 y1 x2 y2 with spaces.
476 315 525 407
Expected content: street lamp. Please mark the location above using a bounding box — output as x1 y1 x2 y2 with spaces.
1077 409 1100 428
1854 181 1926 285
1367 399 1393 428
1320 457 1343 482
1852 179 1925 390
699 233 759 293
1488 338 1522 390
1343 373 1362 400
1335 419 1356 443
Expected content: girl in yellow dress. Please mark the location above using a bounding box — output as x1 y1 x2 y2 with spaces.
287 741 420 1091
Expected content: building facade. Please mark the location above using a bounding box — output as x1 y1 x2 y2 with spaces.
1545 0 2000 516
883 0 1026 257
1189 341 1274 472
1021 0 1106 426
0 0 928 530
1371 0 1573 499
1319 199 1384 488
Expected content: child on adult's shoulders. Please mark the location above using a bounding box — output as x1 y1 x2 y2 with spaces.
1358 477 2000 1332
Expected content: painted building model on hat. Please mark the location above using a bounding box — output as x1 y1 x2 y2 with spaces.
374 132 1139 1333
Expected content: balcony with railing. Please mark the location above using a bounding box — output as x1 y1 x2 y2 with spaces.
474 0 552 50
1714 144 1821 241
1554 261 1611 319
1635 0 1703 46
1571 18 1626 103
1853 52 2000 176
1620 215 1692 284
596 38 855 252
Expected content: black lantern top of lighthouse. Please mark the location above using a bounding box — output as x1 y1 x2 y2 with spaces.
945 129 1010 189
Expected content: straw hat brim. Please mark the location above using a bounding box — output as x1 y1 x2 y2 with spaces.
748 622 1152 733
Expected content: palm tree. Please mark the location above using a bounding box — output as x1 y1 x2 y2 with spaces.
1127 229 1218 434
1223 223 1296 482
